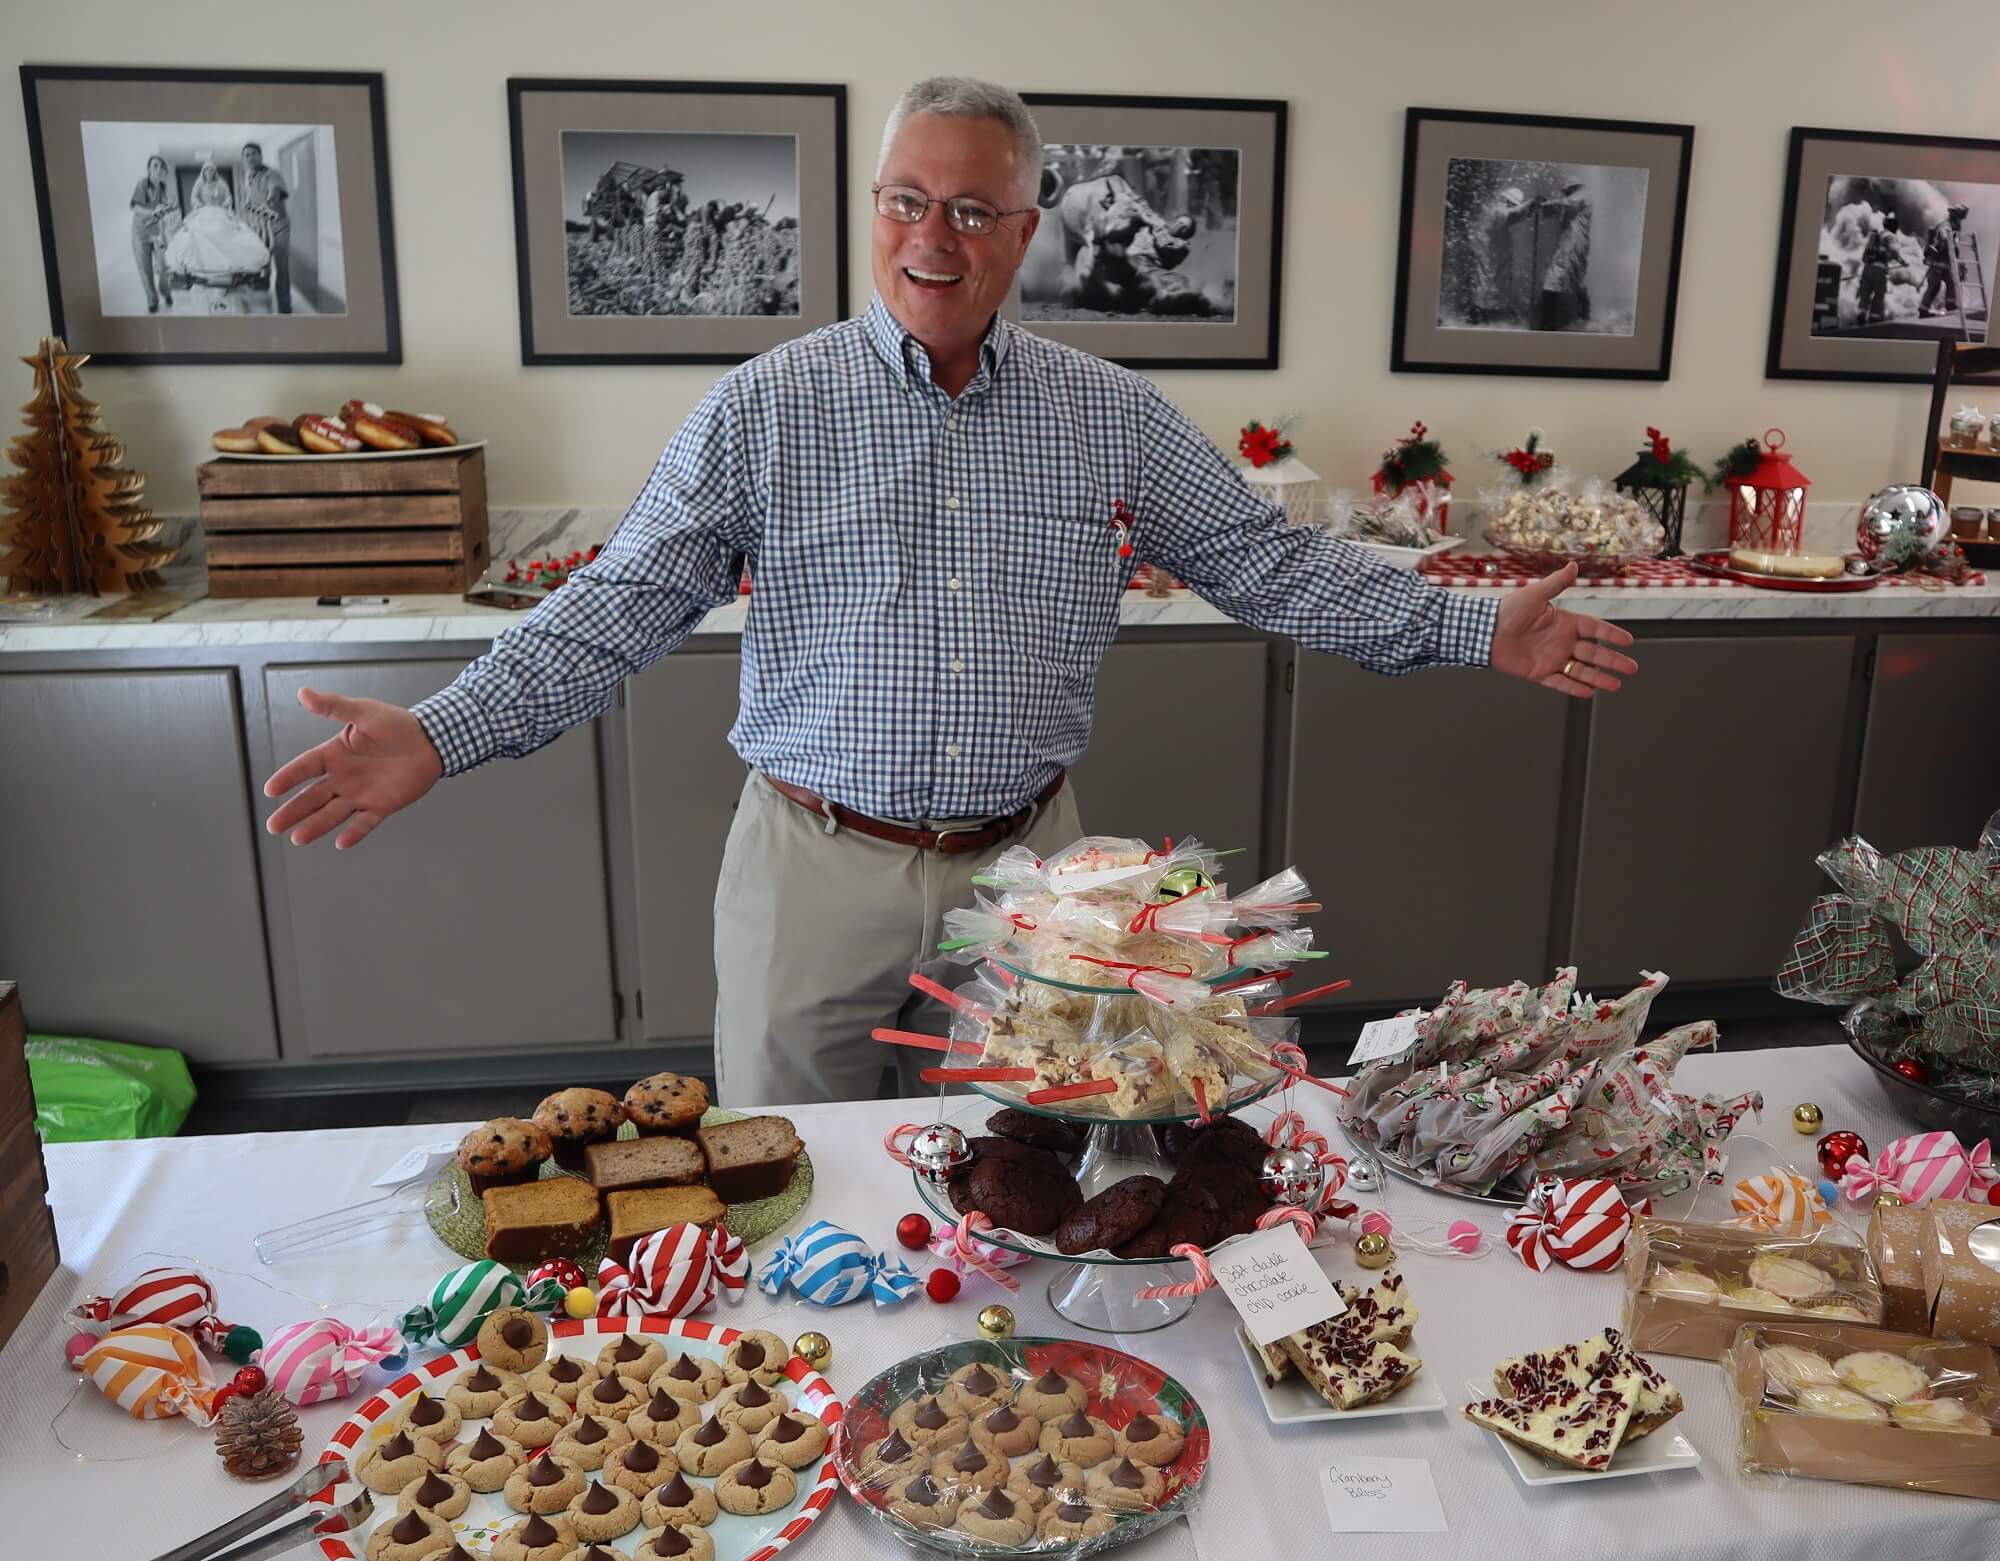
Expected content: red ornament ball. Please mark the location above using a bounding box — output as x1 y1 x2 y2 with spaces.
528 1258 588 1293
1816 1130 1868 1182
1891 1057 1931 1086
925 1268 961 1303
232 1366 268 1396
1989 1184 2000 1207
896 1213 932 1251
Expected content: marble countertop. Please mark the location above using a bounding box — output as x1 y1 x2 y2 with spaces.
4 505 1996 653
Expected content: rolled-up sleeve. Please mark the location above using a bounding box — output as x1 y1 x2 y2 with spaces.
1132 384 1496 676
413 377 756 774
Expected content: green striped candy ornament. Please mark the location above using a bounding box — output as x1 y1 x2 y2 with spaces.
400 1260 564 1349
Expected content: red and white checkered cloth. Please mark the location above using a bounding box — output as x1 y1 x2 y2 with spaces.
1418 551 1985 589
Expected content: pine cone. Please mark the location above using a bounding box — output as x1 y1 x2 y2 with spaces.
213 1389 303 1480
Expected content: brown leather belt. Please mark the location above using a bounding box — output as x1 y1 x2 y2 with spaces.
764 771 1065 855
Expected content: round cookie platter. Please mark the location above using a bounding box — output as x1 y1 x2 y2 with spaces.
315 1315 840 1561
427 1108 815 1275
835 1335 1210 1558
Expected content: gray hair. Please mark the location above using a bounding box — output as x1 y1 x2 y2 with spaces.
877 77 1042 206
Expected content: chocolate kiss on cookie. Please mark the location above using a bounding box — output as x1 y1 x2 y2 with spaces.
657 1472 697 1506
952 1440 989 1473
766 1414 807 1443
653 1530 694 1557
519 1515 560 1546
623 1439 661 1471
1023 1453 1065 1488
526 1456 567 1487
912 1399 949 1429
580 1483 620 1514
464 1366 503 1392
545 1358 582 1382
466 1429 508 1460
691 1418 730 1446
410 1473 455 1506
904 1473 944 1507
1058 1409 1094 1437
389 1512 433 1544
979 1488 1017 1520
736 1379 772 1407
668 1355 703 1381
572 1416 609 1445
379 1431 415 1460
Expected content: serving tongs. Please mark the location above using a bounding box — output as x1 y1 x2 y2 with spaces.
149 1459 370 1561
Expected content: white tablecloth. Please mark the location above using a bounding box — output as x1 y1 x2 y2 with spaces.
4 1045 1994 1560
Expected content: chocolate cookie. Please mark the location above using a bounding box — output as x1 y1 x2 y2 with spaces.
1160 1114 1267 1172
964 1152 1082 1238
1179 1159 1266 1236
623 1072 709 1135
533 1087 625 1169
456 1117 551 1195
985 1109 1086 1156
1115 1185 1222 1259
1056 1174 1167 1255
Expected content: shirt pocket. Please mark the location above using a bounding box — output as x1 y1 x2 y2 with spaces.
1000 502 1128 668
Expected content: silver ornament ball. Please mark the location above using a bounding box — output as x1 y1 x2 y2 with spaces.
1857 485 1947 563
1260 1146 1326 1208
1345 1156 1381 1194
908 1122 971 1186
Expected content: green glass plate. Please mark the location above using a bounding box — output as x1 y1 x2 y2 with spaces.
836 1335 1209 1557
426 1107 814 1273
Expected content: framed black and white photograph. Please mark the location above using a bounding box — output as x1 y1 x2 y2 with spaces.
21 66 399 364
1392 108 1694 379
1768 127 2000 382
1012 94 1285 369
510 79 846 365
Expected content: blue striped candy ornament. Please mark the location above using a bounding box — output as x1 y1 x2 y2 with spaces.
757 1220 918 1307
399 1260 565 1348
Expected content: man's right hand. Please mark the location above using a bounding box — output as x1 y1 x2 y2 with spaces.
263 687 444 850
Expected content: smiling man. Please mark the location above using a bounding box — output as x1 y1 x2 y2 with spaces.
262 77 1636 1107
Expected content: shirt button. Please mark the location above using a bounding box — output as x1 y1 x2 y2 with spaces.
950 658 965 674
946 415 958 432
946 743 962 758
945 496 961 511
947 577 962 591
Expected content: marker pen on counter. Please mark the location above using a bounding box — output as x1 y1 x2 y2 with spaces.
315 595 392 609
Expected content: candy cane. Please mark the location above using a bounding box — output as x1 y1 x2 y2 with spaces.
1267 1041 1350 1099
1255 1206 1321 1244
953 1213 1021 1292
883 1124 924 1168
1135 1244 1218 1301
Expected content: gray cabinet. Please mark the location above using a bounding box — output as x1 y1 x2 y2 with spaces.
1855 632 2000 852
1072 638 1273 875
262 662 617 1058
0 670 278 1063
1288 655 1568 1007
1569 635 1856 988
623 651 746 1043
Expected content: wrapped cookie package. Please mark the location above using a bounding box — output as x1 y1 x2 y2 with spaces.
1868 1200 1931 1336
833 1337 1208 1556
1731 1322 2000 1500
1624 1218 1885 1360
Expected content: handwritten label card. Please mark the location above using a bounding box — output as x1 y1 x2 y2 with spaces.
1319 1456 1448 1534
1212 1222 1345 1346
1348 1012 1422 1066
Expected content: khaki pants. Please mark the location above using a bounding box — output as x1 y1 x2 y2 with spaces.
711 772 1082 1106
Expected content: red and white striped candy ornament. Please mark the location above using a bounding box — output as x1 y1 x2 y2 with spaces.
596 1222 748 1321
1506 1177 1638 1273
71 1266 258 1359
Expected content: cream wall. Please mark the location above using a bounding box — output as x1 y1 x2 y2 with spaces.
2 0 1988 518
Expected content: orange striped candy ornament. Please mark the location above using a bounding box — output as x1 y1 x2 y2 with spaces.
80 1324 221 1426
1728 1171 1832 1234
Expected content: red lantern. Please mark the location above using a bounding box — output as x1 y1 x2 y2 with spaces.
1816 1130 1867 1182
1726 429 1811 553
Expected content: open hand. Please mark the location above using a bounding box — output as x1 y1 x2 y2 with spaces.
262 687 443 849
1489 563 1639 697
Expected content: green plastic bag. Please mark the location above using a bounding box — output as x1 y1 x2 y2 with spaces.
26 1034 197 1142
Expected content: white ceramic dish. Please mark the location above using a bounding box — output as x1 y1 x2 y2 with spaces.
1332 536 1460 570
1234 1326 1445 1424
1461 1377 1701 1486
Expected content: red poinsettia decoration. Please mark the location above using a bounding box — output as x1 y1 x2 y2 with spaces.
1022 1341 1165 1429
503 542 602 590
1237 419 1294 469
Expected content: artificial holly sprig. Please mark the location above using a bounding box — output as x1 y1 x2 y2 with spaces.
1238 418 1295 468
503 543 601 590
1377 420 1450 491
1632 426 1703 488
1497 428 1557 486
1707 436 1764 494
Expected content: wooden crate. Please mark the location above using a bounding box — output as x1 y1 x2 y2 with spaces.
0 984 61 1347
197 447 489 597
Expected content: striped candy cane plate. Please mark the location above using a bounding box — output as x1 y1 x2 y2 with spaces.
313 1314 842 1561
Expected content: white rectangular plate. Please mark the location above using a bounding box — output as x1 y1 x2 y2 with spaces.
1461 1377 1701 1485
1235 1326 1444 1424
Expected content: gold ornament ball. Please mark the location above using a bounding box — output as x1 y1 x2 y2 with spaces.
1354 1231 1394 1270
793 1331 832 1372
976 1304 1016 1342
1876 1189 1905 1208
1791 1102 1824 1134
563 1286 597 1320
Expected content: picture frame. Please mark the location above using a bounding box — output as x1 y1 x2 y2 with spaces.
508 77 847 366
1010 93 1286 370
1391 107 1694 380
1766 125 2000 384
20 65 400 365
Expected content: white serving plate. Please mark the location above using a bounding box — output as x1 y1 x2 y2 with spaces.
1333 536 1460 570
1461 1377 1702 1486
212 438 487 462
1234 1326 1445 1424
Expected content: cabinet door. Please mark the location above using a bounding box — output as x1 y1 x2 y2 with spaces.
623 651 745 1043
1570 635 1855 988
0 670 278 1063
263 663 616 1057
1855 632 2000 851
1288 656 1568 1007
1071 639 1273 877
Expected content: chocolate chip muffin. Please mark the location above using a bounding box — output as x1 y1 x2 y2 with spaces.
984 1109 1087 1156
457 1117 552 1195
623 1072 709 1136
1056 1174 1167 1255
533 1088 626 1170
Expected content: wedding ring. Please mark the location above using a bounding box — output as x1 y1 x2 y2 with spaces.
1563 659 1579 680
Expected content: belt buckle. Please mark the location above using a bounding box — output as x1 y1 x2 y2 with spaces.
929 819 995 854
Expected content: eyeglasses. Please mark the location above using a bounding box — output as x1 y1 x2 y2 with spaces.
872 184 1034 236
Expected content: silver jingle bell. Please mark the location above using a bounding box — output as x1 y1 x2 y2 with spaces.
908 1122 972 1186
1345 1155 1381 1194
1260 1146 1326 1207
1856 484 1947 564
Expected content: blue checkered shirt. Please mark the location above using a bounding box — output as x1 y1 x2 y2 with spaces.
414 295 1498 820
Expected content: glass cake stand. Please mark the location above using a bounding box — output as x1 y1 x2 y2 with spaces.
912 1081 1283 1335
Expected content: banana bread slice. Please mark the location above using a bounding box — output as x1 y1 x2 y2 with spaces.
695 1116 803 1202
585 1134 706 1193
606 1186 727 1265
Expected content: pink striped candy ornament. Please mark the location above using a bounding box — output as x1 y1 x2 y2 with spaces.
596 1222 748 1321
256 1318 405 1406
78 1324 223 1425
1727 1171 1832 1234
1878 1132 1974 1204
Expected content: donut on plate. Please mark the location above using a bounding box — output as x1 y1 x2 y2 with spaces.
351 409 424 451
255 422 307 455
212 426 261 453
389 410 459 446
295 414 363 454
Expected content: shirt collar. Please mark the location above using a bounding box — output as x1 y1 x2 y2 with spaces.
864 293 1014 390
